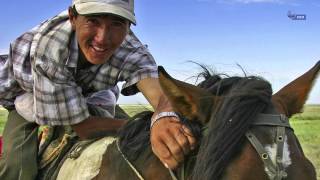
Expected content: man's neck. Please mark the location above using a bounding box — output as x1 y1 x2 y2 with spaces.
77 48 94 70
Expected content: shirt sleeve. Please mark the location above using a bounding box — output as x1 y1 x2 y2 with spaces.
117 31 158 96
0 30 35 107
33 58 90 126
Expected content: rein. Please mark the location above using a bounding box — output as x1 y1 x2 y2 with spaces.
116 139 145 180
116 139 180 180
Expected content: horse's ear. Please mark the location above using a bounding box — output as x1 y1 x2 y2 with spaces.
272 61 320 117
158 66 214 123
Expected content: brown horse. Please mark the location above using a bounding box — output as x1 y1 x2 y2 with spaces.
92 61 319 180
38 62 319 179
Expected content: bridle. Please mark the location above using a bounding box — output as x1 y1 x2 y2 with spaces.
245 113 292 180
117 113 292 180
175 113 292 180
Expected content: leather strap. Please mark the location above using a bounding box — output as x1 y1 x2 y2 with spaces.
246 126 288 180
246 131 278 179
251 114 291 129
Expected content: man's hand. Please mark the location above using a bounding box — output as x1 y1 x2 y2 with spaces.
136 77 197 169
150 116 196 169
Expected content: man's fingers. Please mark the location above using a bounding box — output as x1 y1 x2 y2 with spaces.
162 129 185 163
151 137 179 169
175 127 191 155
150 117 197 170
182 125 197 150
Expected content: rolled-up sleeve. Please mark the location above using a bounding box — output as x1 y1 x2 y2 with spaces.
117 32 158 96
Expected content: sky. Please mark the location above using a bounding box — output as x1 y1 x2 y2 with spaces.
0 0 319 104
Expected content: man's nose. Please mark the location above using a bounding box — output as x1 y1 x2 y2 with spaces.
95 25 111 45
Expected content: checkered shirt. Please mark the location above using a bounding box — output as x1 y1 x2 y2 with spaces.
0 11 157 125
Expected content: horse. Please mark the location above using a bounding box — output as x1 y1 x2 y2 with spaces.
39 61 319 180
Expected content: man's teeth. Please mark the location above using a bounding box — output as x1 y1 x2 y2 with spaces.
92 46 106 52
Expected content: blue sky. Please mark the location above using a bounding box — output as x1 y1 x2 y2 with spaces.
0 0 319 104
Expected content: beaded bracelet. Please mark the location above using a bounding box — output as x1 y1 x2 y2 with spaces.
150 111 179 129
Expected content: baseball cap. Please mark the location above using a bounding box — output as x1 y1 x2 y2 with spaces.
72 0 136 25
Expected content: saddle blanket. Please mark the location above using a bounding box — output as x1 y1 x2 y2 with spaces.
56 136 116 180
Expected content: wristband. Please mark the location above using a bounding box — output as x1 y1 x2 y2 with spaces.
150 112 179 129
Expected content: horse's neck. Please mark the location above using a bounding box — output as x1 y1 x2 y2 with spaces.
133 147 172 179
263 106 279 115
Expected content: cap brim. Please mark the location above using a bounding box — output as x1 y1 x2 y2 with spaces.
75 2 136 25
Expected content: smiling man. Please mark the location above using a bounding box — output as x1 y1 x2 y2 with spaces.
0 0 195 179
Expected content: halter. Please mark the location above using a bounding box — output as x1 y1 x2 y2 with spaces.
116 113 291 180
176 113 292 180
246 114 291 180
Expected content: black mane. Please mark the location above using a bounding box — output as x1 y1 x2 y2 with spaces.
118 111 203 161
118 65 273 180
119 111 153 160
192 67 273 180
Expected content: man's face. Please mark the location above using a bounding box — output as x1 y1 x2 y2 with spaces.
69 10 130 64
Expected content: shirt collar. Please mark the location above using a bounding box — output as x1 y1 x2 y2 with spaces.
65 32 79 68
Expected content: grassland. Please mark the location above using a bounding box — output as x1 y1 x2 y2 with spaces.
0 105 319 178
0 109 8 134
291 105 320 179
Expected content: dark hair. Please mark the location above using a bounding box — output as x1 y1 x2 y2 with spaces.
192 74 272 180
68 5 132 27
69 5 79 17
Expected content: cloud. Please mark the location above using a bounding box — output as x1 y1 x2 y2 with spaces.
0 48 8 55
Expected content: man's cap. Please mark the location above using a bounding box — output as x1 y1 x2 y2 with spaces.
72 0 136 25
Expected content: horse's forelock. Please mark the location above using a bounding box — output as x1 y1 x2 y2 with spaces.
192 75 273 180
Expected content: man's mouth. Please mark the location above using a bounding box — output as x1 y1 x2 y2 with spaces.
91 45 108 53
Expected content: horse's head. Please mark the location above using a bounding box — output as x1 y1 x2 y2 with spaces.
158 61 319 180
159 62 320 122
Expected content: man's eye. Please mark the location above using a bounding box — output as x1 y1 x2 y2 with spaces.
87 18 99 25
112 21 125 27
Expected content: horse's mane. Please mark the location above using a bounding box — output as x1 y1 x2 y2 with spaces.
118 65 273 180
119 111 153 160
192 66 273 180
118 111 203 161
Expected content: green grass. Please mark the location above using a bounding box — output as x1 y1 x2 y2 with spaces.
0 108 8 134
291 104 320 120
0 105 319 178
120 104 152 117
291 120 320 179
290 105 320 179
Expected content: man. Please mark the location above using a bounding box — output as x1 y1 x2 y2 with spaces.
0 0 195 179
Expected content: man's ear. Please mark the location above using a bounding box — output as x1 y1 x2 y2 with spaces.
68 6 76 30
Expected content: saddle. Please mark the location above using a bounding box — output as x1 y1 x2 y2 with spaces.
37 105 129 180
37 126 79 180
37 126 119 180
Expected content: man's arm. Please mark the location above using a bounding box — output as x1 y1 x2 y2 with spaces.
71 116 127 139
137 77 196 169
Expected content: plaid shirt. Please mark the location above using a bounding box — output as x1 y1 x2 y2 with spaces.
0 11 157 125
